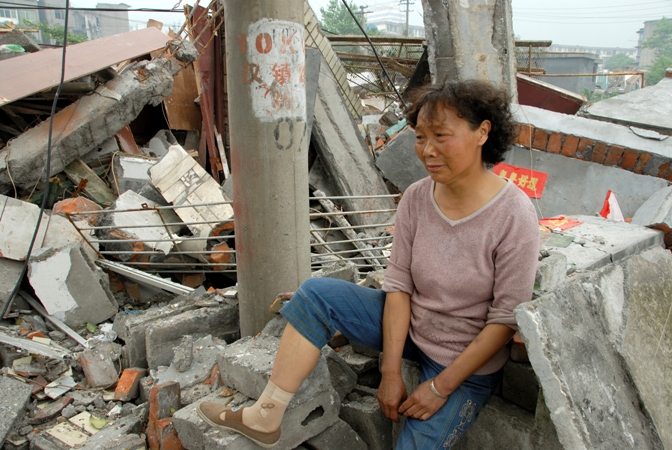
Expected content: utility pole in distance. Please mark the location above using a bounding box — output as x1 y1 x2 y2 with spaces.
400 0 413 36
223 0 311 336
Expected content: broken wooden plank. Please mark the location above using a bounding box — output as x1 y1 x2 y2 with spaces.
63 158 117 206
115 125 141 155
163 64 202 130
0 27 170 107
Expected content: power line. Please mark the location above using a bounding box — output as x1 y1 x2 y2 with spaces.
0 2 183 12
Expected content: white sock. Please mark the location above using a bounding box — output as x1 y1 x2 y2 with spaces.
233 381 294 432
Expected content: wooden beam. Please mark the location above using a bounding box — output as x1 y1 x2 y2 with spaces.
63 158 117 206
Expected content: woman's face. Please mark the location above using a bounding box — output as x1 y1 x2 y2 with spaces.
414 103 491 187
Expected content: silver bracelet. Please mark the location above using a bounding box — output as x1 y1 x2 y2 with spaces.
429 378 448 399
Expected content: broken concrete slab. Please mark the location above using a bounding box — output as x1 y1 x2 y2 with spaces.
0 257 23 314
97 190 182 258
28 244 117 328
504 146 670 219
0 29 41 53
632 185 672 245
375 128 428 193
0 57 178 193
580 77 672 135
535 251 567 292
149 144 234 249
76 413 146 450
322 346 357 403
145 301 238 370
515 246 670 449
541 215 663 273
0 194 49 261
0 375 33 443
311 54 396 229
147 130 178 159
311 260 359 283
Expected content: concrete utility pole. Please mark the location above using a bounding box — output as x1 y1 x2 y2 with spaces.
223 0 311 336
421 0 518 100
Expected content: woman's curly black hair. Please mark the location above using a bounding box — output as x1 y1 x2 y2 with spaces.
404 80 518 166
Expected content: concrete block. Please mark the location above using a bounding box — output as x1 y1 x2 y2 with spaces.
375 128 428 193
501 360 539 414
113 293 220 369
260 315 288 338
215 335 341 447
515 248 667 449
534 251 567 292
340 386 392 450
147 129 178 159
363 269 385 289
152 335 225 391
79 342 122 388
149 144 234 246
336 345 378 374
322 346 357 402
28 245 118 328
0 376 34 443
311 260 359 283
150 381 181 422
145 301 238 370
80 137 120 166
304 418 367 450
115 368 147 402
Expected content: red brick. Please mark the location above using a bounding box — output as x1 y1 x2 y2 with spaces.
210 242 233 271
604 145 624 166
590 142 608 164
532 128 549 150
179 273 205 288
634 152 652 174
546 133 563 154
27 331 46 340
510 332 528 363
52 198 102 225
561 135 579 157
658 162 672 178
576 138 596 161
667 170 672 182
515 124 534 147
115 368 147 402
620 149 639 171
147 417 184 450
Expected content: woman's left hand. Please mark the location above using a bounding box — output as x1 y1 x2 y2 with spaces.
398 379 450 420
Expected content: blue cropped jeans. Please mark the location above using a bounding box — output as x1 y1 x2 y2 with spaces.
280 277 501 450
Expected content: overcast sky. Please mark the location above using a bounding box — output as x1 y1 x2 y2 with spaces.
72 0 671 49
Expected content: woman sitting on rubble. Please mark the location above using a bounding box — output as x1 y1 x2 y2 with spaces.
198 79 540 449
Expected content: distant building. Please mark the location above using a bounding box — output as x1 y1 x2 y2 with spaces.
549 44 636 69
637 19 664 68
367 1 425 37
0 0 129 44
536 52 602 94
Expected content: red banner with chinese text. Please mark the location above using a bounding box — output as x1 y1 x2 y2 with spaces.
492 163 548 199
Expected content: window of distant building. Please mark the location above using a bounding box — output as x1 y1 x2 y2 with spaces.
0 9 18 19
19 10 37 24
54 10 65 19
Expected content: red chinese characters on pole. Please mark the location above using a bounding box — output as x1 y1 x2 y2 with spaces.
492 163 548 199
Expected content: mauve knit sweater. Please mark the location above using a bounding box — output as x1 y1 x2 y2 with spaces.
382 177 539 375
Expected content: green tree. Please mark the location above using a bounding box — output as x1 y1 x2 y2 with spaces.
25 20 87 45
605 53 635 71
319 0 376 35
645 55 672 85
642 17 672 85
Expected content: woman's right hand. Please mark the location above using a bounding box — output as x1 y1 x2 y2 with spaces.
377 373 407 422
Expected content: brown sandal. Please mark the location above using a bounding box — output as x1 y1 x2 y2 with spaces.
197 402 281 448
